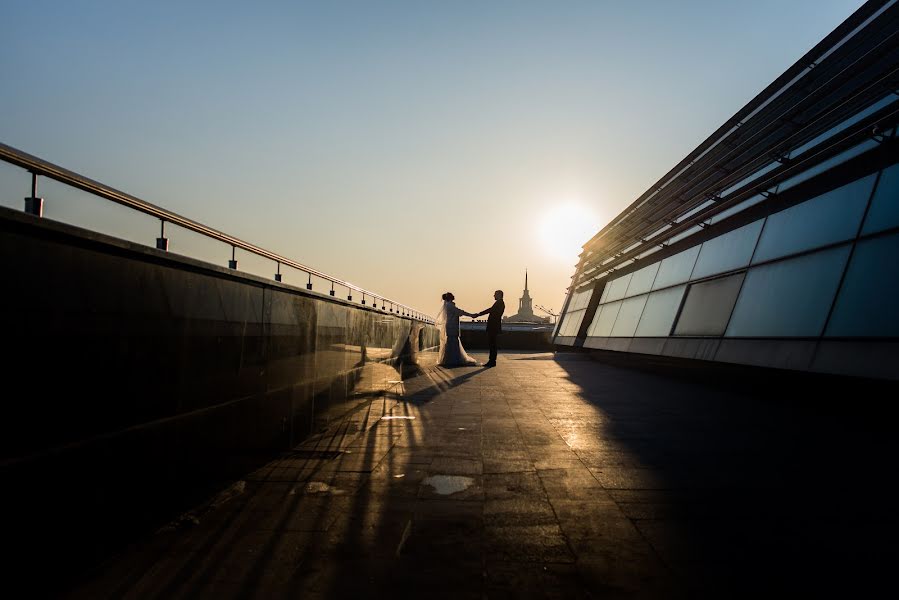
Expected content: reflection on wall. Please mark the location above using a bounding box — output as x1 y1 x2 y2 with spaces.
0 206 439 585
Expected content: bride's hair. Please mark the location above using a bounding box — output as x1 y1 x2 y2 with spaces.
441 292 454 301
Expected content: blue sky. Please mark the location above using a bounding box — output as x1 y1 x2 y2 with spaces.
0 0 868 316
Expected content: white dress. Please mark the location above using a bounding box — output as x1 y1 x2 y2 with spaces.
435 301 478 367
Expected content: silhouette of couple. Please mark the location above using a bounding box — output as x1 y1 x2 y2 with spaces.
435 290 505 368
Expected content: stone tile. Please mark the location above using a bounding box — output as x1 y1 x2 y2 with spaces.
429 456 483 475
484 472 546 499
484 524 575 563
484 498 558 527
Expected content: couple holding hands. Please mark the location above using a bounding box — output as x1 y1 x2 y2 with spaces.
435 290 505 368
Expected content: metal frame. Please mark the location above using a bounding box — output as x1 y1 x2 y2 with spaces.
570 0 899 292
0 142 432 323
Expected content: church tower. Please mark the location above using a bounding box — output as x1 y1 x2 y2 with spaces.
518 270 534 319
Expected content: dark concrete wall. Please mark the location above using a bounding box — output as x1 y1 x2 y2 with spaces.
460 326 555 351
0 207 438 591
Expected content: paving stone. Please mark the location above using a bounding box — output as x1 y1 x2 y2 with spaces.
63 351 899 598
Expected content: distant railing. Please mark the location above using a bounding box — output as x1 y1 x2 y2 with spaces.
0 142 433 323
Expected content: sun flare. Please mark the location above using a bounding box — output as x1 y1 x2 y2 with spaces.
538 202 601 263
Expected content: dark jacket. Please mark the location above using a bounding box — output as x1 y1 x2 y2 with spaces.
482 300 505 334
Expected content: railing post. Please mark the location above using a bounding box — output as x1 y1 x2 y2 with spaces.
274 262 282 282
306 274 312 290
24 172 43 217
228 246 238 270
156 219 169 251
330 282 335 296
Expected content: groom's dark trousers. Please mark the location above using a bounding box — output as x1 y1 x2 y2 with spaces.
482 299 505 364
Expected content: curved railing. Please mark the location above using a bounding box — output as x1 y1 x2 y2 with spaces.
0 142 433 323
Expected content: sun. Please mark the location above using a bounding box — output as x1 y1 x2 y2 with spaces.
538 202 601 262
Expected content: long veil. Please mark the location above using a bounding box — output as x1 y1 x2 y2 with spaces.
435 300 449 364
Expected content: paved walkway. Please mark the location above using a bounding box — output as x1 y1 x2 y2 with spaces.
66 351 898 599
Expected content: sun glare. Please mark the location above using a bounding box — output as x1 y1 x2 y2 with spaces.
538 203 601 262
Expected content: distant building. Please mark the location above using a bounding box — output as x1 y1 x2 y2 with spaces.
504 271 550 323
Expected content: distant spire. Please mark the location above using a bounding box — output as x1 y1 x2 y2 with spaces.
525 269 528 292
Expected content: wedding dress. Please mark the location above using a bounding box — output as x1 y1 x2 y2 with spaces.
435 300 478 367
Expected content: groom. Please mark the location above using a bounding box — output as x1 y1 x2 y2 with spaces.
473 290 505 368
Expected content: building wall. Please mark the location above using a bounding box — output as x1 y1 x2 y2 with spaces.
0 206 438 585
555 134 899 380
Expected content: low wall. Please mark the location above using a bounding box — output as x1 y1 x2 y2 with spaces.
0 206 438 592
460 324 555 351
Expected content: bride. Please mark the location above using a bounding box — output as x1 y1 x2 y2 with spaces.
435 292 479 367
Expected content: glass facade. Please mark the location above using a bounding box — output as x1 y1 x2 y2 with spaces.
825 233 899 337
553 20 899 379
674 273 745 336
861 163 899 236
652 246 701 290
611 294 649 337
726 245 851 337
556 287 594 337
692 221 763 280
634 286 686 337
752 175 875 264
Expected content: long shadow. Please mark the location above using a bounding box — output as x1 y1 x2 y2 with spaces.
548 351 899 598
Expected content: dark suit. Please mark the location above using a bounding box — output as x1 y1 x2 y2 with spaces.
479 300 505 364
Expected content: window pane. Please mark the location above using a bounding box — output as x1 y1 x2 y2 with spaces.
777 139 879 192
559 309 586 337
651 246 701 290
625 262 661 297
752 174 875 264
588 301 622 337
604 273 633 302
611 295 649 337
710 194 766 225
826 233 899 337
727 246 851 337
673 273 745 336
790 94 899 158
571 288 593 310
635 285 686 337
692 221 763 280
861 163 899 236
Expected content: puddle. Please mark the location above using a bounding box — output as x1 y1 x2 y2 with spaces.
299 481 345 495
422 475 475 495
380 415 416 420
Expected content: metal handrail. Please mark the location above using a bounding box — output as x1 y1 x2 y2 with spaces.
0 142 433 323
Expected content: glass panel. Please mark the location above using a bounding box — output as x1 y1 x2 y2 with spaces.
570 288 593 310
727 245 851 337
673 273 745 336
625 261 661 297
778 139 880 192
598 280 612 303
676 199 717 223
692 220 764 280
752 174 875 264
710 194 766 224
559 309 586 337
588 300 622 337
720 161 780 198
826 233 899 337
861 163 899 236
667 224 704 245
635 285 687 337
651 245 701 290
611 295 649 337
604 273 633 303
790 94 899 158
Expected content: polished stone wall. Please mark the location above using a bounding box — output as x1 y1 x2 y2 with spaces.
0 206 438 585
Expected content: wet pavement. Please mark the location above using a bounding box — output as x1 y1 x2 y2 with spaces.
65 351 899 599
